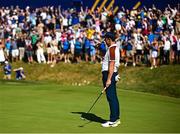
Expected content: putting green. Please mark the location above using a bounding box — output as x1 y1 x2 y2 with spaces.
0 82 179 133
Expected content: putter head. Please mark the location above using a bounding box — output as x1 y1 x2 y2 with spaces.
80 117 85 120
80 114 86 120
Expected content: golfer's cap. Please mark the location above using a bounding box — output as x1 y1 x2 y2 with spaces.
104 32 115 41
19 67 23 70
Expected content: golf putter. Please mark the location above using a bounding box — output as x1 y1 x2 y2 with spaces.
81 87 107 120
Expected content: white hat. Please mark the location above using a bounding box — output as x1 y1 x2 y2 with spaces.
19 67 23 70
5 61 8 64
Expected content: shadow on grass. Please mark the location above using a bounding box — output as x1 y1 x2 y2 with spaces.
71 112 107 123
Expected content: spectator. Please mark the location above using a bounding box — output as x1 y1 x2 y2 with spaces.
51 36 59 67
4 38 11 61
177 35 180 63
36 39 46 64
134 30 144 65
44 32 53 64
150 39 159 69
13 67 26 80
17 36 25 61
89 39 96 63
164 37 171 64
0 4 178 68
74 37 82 63
158 41 164 65
62 36 70 63
0 39 5 64
3 61 11 80
125 39 135 67
25 37 33 64
11 38 19 62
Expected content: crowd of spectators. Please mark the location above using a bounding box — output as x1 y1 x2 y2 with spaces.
0 4 179 69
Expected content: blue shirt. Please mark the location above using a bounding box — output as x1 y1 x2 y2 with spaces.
114 17 120 24
5 42 11 50
85 39 90 49
148 33 155 44
75 40 82 50
99 42 106 51
137 21 142 29
15 70 24 80
140 11 145 19
126 42 133 51
90 42 95 51
4 64 11 75
63 41 69 50
18 15 25 23
72 16 79 25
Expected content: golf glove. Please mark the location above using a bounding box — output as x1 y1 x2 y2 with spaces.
115 74 120 82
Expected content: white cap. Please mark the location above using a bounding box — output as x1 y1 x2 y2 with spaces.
5 61 8 64
19 67 23 70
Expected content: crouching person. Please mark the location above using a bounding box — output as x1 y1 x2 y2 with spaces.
13 67 26 80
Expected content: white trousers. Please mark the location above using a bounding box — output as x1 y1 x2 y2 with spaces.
37 49 46 63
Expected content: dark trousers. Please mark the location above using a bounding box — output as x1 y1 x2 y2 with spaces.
164 50 170 64
102 71 120 122
178 50 180 63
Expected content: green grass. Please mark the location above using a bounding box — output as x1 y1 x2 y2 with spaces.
0 81 180 133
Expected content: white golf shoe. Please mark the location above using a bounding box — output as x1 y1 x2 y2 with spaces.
101 120 121 127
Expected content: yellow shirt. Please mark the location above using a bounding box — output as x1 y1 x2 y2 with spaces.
86 29 95 39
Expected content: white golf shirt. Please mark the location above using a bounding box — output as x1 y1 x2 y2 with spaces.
102 44 120 72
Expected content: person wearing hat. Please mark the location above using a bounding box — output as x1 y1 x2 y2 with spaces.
101 32 121 127
3 61 11 80
13 67 26 80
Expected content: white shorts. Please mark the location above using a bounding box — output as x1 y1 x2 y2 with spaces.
115 24 121 31
0 49 5 62
12 49 19 57
151 51 158 58
126 50 134 57
96 26 101 33
51 48 59 55
5 49 10 56
47 48 52 54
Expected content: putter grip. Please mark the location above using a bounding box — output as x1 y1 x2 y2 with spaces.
102 87 107 93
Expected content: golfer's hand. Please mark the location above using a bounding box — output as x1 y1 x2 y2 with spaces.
106 79 111 88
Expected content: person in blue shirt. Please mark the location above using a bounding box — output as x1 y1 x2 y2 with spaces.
84 38 90 62
125 40 135 67
148 31 155 44
63 39 70 63
89 39 96 64
5 39 12 60
13 67 26 80
74 37 82 63
99 41 106 57
3 61 11 80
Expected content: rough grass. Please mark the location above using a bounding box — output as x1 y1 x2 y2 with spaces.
0 61 180 97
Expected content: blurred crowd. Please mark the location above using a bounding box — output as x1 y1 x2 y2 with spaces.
0 4 179 68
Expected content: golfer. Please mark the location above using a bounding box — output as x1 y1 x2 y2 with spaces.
101 32 120 127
